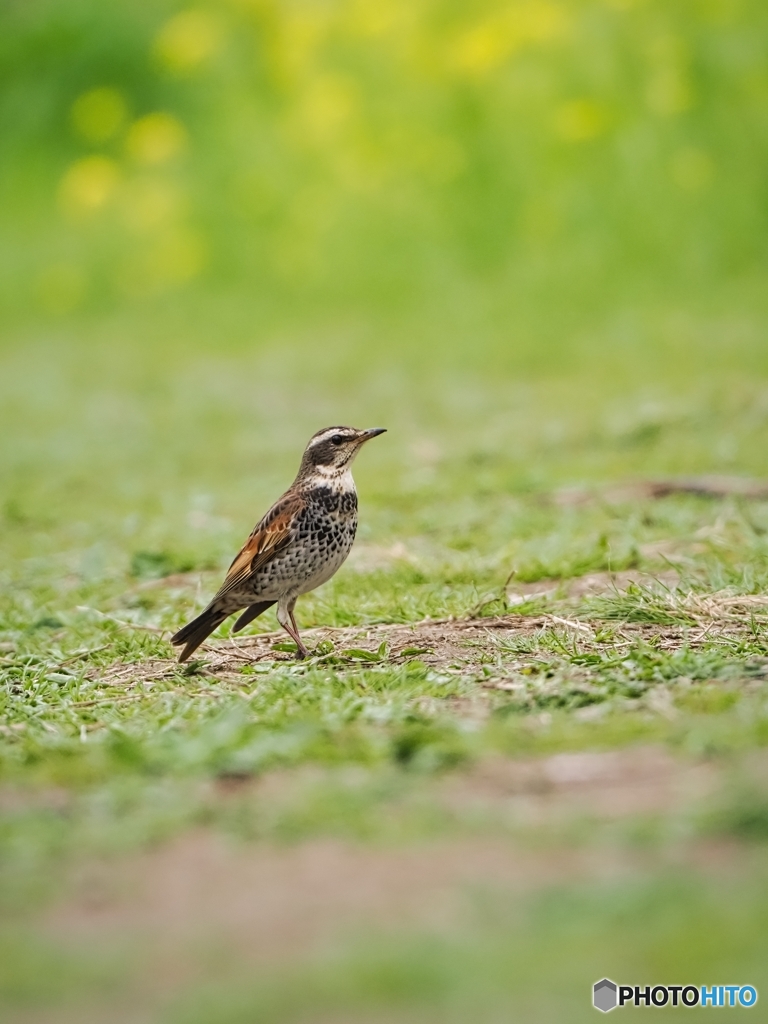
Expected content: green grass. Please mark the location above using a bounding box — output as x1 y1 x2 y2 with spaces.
5 317 768 1019
6 868 768 1023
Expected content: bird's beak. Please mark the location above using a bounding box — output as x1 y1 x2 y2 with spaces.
359 427 387 442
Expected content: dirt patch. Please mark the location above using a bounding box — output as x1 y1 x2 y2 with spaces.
91 605 765 697
82 572 768 704
43 746 733 968
84 614 546 691
507 568 680 602
46 834 576 957
443 745 719 824
555 475 768 506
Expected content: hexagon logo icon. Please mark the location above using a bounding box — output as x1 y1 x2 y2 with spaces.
593 978 618 1012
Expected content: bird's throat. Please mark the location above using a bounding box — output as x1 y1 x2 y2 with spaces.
305 464 356 492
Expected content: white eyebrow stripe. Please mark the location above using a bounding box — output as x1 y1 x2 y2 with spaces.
308 429 355 447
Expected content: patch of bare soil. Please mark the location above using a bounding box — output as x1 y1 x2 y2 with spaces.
43 747 737 971
91 574 768 692
443 745 719 824
46 834 570 956
86 613 604 689
89 616 527 690
554 475 768 505
506 568 680 602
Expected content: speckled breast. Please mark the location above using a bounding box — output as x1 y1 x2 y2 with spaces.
252 486 358 599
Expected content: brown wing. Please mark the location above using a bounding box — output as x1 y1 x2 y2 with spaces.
214 491 305 600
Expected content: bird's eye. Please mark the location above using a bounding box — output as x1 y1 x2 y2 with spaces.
331 434 344 445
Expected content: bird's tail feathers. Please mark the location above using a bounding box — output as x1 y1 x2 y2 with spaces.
171 603 230 662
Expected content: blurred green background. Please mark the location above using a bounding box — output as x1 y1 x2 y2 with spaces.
3 0 766 320
3 1 768 1022
2 0 768 567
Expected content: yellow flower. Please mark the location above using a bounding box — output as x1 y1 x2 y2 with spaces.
149 227 206 283
119 228 206 296
126 113 188 165
294 75 358 144
554 100 608 142
450 2 568 76
647 68 692 116
70 87 127 143
120 178 183 234
58 156 120 216
154 9 224 74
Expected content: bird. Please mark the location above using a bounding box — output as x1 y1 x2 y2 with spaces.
170 425 386 662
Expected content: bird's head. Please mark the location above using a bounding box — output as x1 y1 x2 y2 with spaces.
298 425 386 481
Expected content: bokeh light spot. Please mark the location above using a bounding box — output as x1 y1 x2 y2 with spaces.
150 228 206 283
274 10 332 85
121 178 183 234
58 156 120 216
70 87 127 143
647 68 692 115
451 3 568 75
126 113 188 165
297 75 358 143
348 0 399 37
154 9 224 74
119 228 206 296
554 100 608 141
452 20 520 74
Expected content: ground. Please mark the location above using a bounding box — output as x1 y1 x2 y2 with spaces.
3 0 768 1017
5 487 768 1021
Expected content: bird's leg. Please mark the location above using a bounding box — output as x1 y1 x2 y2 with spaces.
277 599 309 659
288 599 310 658
289 603 300 640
